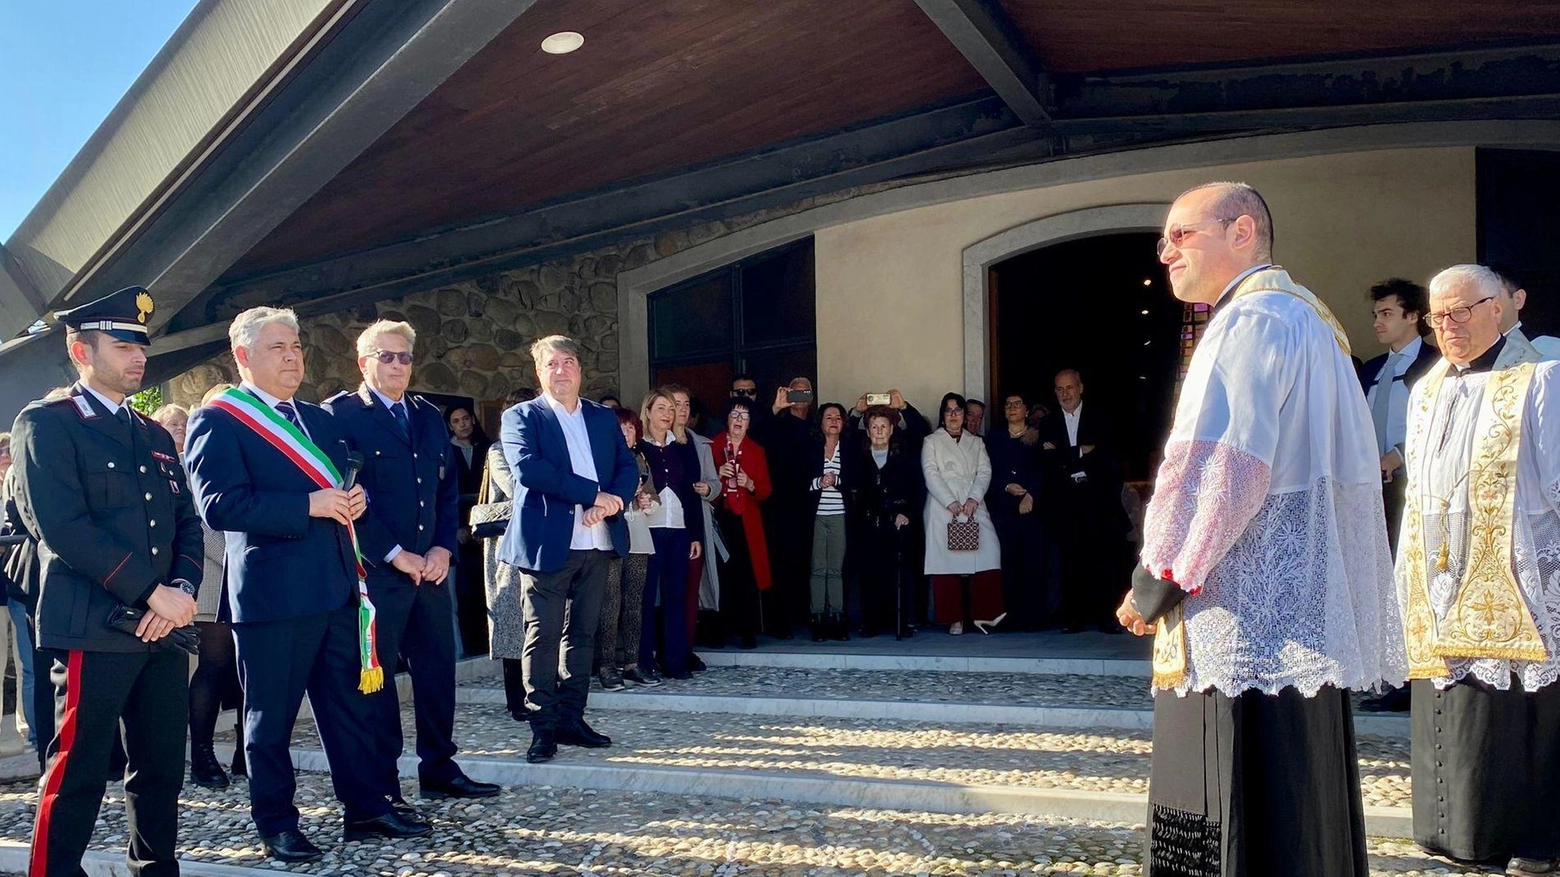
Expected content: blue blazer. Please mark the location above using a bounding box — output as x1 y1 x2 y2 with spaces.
324 386 460 582
496 397 638 573
185 396 357 623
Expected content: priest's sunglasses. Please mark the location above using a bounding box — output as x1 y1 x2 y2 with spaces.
1156 217 1236 256
1423 296 1495 328
369 350 415 365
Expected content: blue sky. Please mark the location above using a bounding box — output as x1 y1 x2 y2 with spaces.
1 0 199 240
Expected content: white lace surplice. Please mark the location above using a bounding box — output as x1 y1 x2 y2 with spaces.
1400 361 1560 691
1141 291 1406 697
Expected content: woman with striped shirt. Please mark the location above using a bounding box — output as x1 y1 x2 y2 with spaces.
806 402 857 641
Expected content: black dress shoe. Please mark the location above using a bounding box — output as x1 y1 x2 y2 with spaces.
739 634 757 649
527 729 558 763
343 809 434 842
420 775 501 799
555 720 612 748
688 653 707 672
260 828 324 863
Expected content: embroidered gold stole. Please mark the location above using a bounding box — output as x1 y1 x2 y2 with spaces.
1151 268 1350 689
1399 335 1547 679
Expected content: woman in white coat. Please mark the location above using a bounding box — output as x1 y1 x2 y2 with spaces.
921 393 1005 635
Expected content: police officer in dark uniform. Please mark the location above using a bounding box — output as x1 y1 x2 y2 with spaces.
9 286 203 877
325 320 499 801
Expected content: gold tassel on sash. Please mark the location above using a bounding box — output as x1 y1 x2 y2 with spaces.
1151 604 1188 690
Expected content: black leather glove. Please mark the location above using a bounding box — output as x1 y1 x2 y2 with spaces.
105 606 201 655
1131 565 1187 625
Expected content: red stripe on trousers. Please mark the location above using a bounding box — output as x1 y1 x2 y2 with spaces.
29 650 83 877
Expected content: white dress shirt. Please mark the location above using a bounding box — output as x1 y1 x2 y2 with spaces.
545 394 612 551
1363 334 1424 456
1063 403 1082 447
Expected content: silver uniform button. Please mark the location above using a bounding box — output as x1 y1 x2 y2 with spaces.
151 547 159 556
108 462 116 469
144 492 153 501
140 465 147 473
149 520 156 528
418 524 425 531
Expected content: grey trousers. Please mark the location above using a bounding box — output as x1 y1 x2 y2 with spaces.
809 513 847 615
519 549 612 730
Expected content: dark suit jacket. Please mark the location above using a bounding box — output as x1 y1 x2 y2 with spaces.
9 384 204 651
1358 337 1440 399
325 386 460 582
186 392 358 623
1036 404 1129 536
496 396 639 574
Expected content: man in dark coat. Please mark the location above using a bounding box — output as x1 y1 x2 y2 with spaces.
11 286 203 877
326 320 499 801
1037 369 1130 633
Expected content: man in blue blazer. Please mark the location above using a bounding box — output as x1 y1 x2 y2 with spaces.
326 320 500 802
185 307 430 863
498 334 637 763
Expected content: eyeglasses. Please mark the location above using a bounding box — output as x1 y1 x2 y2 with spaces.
729 411 752 421
370 350 414 365
1156 217 1236 256
1423 296 1496 327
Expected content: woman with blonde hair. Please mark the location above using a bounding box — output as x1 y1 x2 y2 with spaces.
636 389 704 680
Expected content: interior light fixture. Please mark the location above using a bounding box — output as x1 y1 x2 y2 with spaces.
541 31 584 54
1142 278 1153 286
1140 309 1151 315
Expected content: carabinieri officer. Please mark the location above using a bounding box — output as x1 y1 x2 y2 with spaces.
326 319 500 801
10 285 203 877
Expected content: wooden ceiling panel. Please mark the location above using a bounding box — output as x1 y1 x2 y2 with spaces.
232 0 987 275
1000 0 1560 73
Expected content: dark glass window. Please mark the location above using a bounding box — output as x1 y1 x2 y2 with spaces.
648 239 816 410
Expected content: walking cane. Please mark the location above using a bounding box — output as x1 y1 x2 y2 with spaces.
893 530 904 641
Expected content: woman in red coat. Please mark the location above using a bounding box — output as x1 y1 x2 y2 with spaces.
712 396 773 649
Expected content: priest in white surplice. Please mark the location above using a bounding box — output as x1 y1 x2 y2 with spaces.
1398 264 1560 877
1116 182 1405 877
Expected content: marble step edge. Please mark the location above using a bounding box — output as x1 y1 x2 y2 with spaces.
695 650 1153 676
213 743 1414 841
449 686 1410 738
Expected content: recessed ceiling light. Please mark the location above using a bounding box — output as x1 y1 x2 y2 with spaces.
1142 278 1153 286
541 31 584 54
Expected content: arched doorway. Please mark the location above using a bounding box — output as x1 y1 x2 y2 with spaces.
988 232 1180 482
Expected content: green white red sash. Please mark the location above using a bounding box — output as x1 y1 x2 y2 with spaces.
209 387 384 694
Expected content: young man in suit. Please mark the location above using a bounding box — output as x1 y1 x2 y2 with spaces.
185 307 429 863
1359 278 1439 551
498 335 638 763
1037 369 1131 633
326 321 500 802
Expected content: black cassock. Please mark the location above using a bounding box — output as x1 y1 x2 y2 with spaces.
1146 686 1369 877
1412 677 1560 863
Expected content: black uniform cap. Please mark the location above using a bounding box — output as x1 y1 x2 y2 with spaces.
55 286 155 346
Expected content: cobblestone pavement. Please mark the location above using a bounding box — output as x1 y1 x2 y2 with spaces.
0 776 1502 875
594 667 1154 710
246 700 1413 809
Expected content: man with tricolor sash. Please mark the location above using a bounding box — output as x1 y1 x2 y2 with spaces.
186 306 430 863
1397 264 1560 877
1117 182 1405 877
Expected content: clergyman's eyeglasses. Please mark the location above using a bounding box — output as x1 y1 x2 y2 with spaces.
1423 296 1496 328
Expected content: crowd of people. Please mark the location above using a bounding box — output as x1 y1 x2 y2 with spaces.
3 178 1560 877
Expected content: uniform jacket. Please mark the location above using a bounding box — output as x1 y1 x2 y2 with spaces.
9 384 204 651
185 392 357 623
496 396 639 574
325 385 460 583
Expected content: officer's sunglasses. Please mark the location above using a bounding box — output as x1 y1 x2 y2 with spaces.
370 350 414 365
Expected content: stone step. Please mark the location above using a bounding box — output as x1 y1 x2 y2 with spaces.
452 665 1411 738
230 700 1414 837
692 629 1155 677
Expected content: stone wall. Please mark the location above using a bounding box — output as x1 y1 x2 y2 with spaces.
168 180 905 411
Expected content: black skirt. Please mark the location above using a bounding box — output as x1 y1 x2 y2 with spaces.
1146 684 1369 877
1412 677 1560 862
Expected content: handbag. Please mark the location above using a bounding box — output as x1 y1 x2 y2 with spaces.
947 513 979 552
468 464 512 539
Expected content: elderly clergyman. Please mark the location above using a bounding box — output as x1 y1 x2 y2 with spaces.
1117 182 1404 877
1397 264 1560 877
